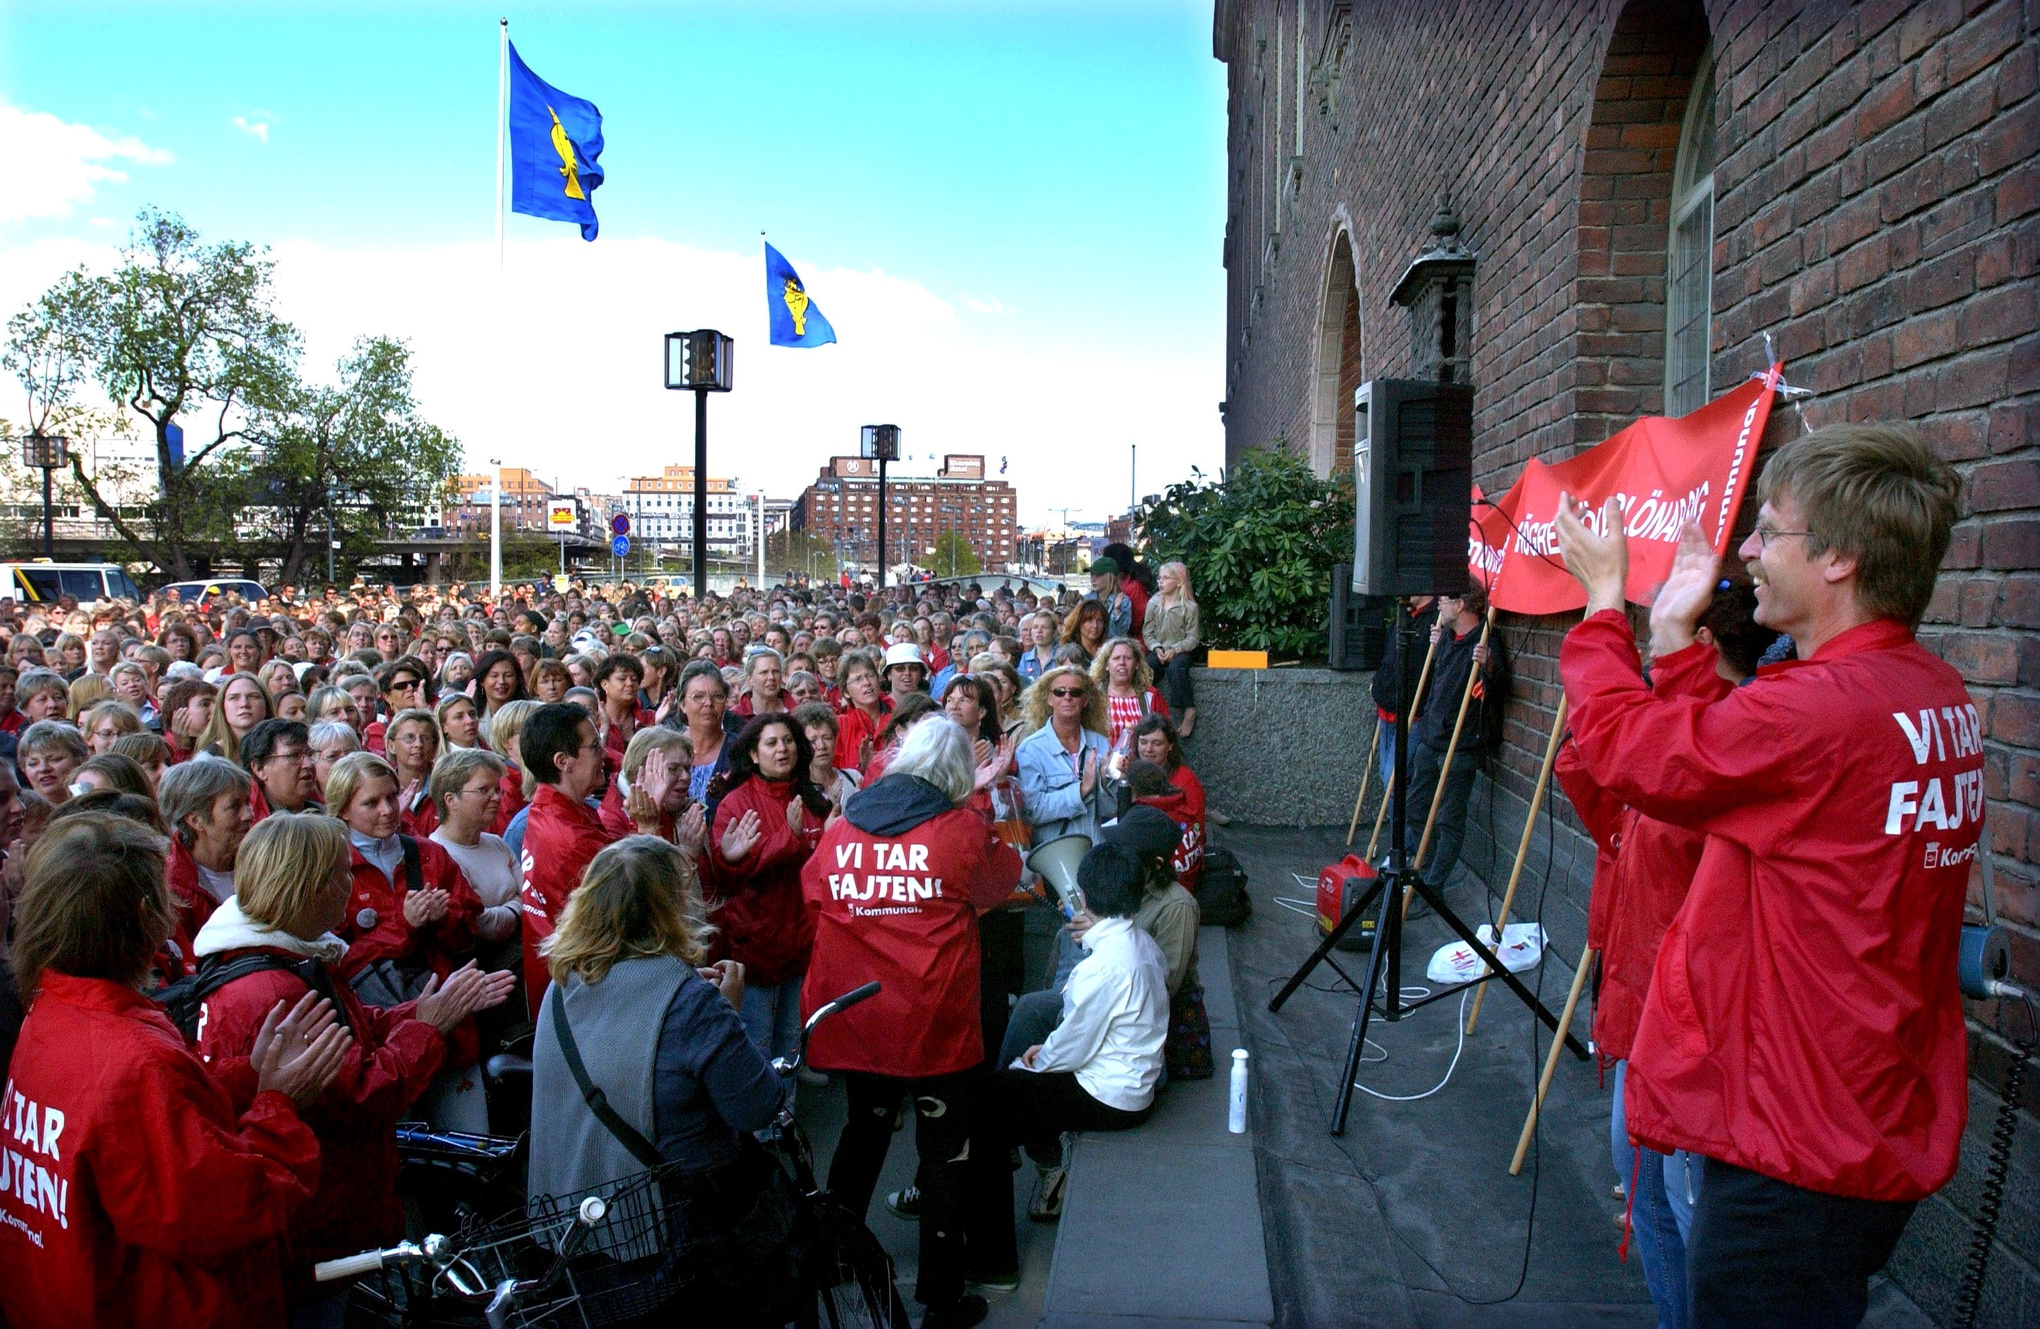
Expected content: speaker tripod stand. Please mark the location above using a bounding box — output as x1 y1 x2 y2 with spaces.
1268 605 1589 1135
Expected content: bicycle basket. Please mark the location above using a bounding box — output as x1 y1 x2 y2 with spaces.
345 1166 691 1329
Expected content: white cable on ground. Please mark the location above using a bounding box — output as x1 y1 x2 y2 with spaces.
1353 991 1469 1103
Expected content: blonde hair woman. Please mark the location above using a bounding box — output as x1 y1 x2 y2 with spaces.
1088 637 1166 751
1143 560 1201 738
529 837 787 1295
195 672 273 760
1016 664 1113 845
190 811 510 1273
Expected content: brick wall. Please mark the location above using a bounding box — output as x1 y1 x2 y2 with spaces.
1217 0 2038 1318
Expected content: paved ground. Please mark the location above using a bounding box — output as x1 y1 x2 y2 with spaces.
797 822 1939 1327
1217 823 1935 1329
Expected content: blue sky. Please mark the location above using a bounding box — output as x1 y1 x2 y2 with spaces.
0 2 1229 519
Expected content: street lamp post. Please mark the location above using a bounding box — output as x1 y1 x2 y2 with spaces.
860 425 899 589
20 433 69 560
666 330 735 601
488 458 504 600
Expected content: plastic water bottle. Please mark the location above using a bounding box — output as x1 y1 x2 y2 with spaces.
1228 1049 1249 1134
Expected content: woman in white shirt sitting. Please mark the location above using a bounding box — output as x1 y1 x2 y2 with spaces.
969 842 1167 1247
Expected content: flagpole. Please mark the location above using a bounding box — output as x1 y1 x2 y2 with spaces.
495 18 508 271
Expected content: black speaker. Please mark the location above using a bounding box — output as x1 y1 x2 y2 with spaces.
1351 379 1474 597
1327 564 1387 671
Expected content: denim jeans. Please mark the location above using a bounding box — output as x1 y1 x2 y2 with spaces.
1614 1060 1689 1329
739 976 804 1064
1377 716 1397 790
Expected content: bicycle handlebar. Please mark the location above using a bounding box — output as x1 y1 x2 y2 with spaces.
316 1245 410 1283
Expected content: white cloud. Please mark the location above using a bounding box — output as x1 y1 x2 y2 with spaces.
231 115 271 144
964 296 1009 316
0 233 1224 527
0 103 171 224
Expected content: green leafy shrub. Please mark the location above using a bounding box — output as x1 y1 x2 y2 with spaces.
1136 448 1354 658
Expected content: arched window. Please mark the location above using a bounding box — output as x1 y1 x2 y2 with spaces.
1665 46 1717 416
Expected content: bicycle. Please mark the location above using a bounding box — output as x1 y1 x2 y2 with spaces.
317 980 908 1329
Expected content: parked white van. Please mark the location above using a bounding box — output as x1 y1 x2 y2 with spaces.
0 561 143 610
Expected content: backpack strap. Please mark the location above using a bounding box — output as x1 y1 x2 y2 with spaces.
399 835 424 897
194 952 357 1036
550 987 665 1170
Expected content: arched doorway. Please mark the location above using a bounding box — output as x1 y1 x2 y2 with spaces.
1573 0 1712 446
1308 228 1363 477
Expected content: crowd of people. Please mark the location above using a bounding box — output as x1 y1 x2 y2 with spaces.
0 545 1213 1329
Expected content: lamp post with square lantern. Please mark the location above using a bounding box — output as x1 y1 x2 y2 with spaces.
20 433 68 559
665 330 734 600
861 425 899 589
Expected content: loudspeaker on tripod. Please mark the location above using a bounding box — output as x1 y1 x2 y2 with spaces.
1351 378 1474 598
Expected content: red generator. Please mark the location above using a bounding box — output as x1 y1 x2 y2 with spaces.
1315 854 1379 953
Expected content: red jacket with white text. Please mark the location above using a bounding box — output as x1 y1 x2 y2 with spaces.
0 973 320 1329
519 783 619 1015
1562 611 1982 1201
1552 642 1723 1063
800 775 1020 1077
710 774 826 987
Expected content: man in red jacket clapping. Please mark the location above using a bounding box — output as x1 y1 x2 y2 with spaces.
1553 422 1974 1328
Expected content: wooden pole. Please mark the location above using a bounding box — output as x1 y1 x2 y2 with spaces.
1510 942 1595 1175
1345 720 1381 846
1404 607 1496 917
1367 627 1440 860
1365 770 1395 859
1465 694 1568 1034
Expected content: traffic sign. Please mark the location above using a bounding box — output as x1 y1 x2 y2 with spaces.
610 513 630 536
546 500 577 532
611 535 630 558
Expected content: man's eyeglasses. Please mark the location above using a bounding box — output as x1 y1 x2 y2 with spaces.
1751 526 1815 550
1050 687 1086 698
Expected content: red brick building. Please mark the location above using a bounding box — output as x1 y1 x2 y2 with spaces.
791 454 1019 572
1217 0 2035 1313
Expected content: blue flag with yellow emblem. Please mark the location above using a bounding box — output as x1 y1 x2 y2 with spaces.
765 242 837 347
507 42 604 241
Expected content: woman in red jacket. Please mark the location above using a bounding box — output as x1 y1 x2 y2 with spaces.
0 811 349 1329
800 717 1019 1327
708 712 829 1063
1128 715 1205 890
832 648 892 776
193 812 513 1313
324 750 491 1129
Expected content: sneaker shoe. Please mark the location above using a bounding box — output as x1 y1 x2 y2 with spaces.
920 1293 989 1329
966 1271 1020 1298
885 1185 921 1221
1028 1143 1071 1224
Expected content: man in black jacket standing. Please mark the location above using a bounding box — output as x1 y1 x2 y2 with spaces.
1370 596 1438 792
1399 587 1507 906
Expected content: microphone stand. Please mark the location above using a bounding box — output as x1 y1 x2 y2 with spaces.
1266 597 1588 1136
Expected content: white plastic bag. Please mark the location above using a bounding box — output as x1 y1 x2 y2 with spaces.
1425 922 1545 985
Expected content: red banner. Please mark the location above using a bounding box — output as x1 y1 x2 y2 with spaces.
1469 370 1778 614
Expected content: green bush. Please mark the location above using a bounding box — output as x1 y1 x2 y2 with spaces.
1136 448 1354 658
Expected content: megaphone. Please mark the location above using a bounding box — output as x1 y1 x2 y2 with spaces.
1027 833 1092 917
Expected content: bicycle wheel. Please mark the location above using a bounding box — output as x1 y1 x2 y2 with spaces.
808 1202 910 1329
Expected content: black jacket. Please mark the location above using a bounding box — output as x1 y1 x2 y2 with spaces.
1413 621 1510 753
1371 601 1440 716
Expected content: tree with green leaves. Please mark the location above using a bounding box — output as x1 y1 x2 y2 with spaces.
1135 448 1354 658
767 528 839 578
930 528 982 578
237 336 461 585
4 209 300 578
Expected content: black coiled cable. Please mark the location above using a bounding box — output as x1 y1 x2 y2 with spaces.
1954 993 2036 1329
